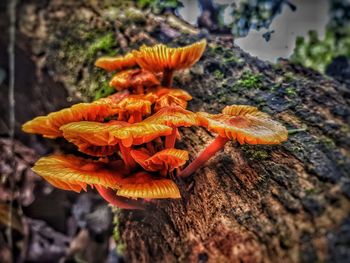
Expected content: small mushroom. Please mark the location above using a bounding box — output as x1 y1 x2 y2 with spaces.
133 39 207 87
115 93 157 123
95 53 137 72
179 105 288 177
110 69 160 94
21 92 127 138
143 106 200 148
117 171 181 199
32 155 124 192
131 148 189 176
60 120 128 156
61 120 172 169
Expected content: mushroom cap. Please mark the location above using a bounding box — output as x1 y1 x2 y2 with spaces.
143 106 200 127
94 90 130 106
116 93 157 116
61 121 128 156
131 148 189 172
197 105 288 144
132 39 207 72
22 103 119 139
154 94 188 111
95 53 137 72
109 69 160 91
111 122 173 147
32 155 124 192
151 86 192 101
117 171 181 199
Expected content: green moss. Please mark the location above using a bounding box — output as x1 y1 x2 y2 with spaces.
241 145 270 160
284 72 295 82
234 70 263 90
86 33 118 60
113 209 126 256
285 86 297 97
214 69 225 79
94 83 115 100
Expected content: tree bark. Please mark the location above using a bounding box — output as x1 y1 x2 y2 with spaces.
3 1 350 262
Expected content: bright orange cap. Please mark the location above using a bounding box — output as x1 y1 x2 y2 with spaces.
130 148 188 172
143 106 200 127
61 121 129 156
95 53 137 72
132 39 207 72
109 69 160 91
117 171 181 199
111 122 173 147
197 105 288 144
22 103 119 139
32 155 124 192
116 93 157 118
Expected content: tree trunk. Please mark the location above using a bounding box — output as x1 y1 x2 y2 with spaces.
3 1 350 262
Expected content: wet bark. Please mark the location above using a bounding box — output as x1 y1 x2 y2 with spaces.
2 1 350 262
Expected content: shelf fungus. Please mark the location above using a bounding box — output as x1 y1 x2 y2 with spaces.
133 39 207 87
95 52 137 72
23 39 288 209
180 105 288 177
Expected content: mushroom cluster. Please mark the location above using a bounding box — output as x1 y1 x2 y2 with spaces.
22 39 288 209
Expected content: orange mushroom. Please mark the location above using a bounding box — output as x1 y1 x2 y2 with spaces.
32 154 124 192
150 86 192 111
110 69 160 94
143 106 200 148
22 103 119 139
131 148 189 176
117 171 181 199
95 52 137 72
33 154 144 209
133 39 207 87
179 105 288 177
60 120 128 156
61 120 172 169
115 93 157 123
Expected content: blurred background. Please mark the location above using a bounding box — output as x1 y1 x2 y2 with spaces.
0 0 349 262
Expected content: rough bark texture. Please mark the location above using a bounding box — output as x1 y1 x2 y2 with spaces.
2 1 350 262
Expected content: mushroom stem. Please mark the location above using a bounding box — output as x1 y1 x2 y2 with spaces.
119 143 137 169
95 185 144 210
129 111 142 123
161 68 174 87
179 136 229 177
146 142 156 155
136 85 144 94
165 127 177 149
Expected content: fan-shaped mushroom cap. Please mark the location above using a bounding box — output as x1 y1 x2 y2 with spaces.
61 121 129 156
109 69 160 91
95 53 137 72
61 120 172 148
116 93 157 117
132 39 207 72
32 155 124 192
117 171 181 199
131 148 189 172
22 103 119 139
111 123 173 147
143 106 200 127
197 105 288 144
